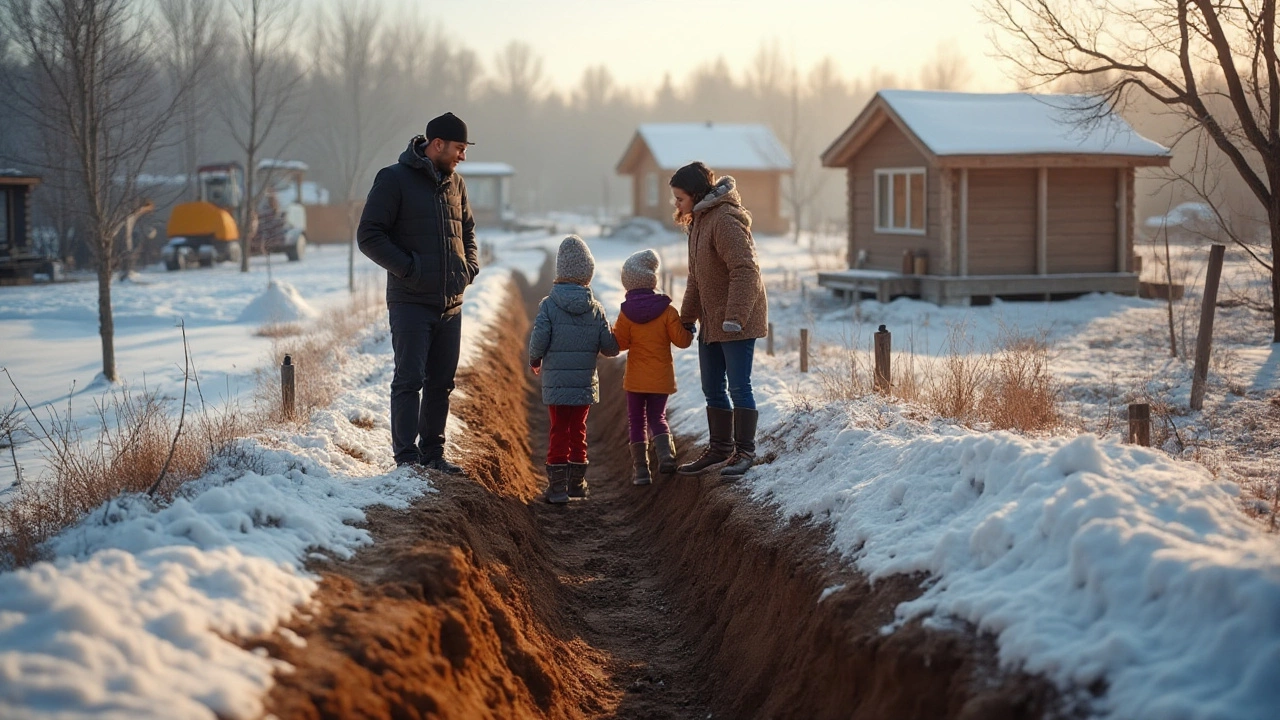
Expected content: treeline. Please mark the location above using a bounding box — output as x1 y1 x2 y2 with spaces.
0 0 979 267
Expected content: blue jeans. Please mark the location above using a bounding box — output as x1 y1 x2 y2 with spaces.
698 338 756 410
389 303 462 465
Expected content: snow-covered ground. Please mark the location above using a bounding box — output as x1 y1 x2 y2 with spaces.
0 221 1276 719
583 229 1280 720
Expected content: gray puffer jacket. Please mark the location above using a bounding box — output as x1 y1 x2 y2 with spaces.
528 283 620 405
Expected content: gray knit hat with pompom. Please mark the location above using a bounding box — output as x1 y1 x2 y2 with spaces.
621 249 660 291
554 234 595 285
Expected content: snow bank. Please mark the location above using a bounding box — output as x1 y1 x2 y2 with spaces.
235 280 318 324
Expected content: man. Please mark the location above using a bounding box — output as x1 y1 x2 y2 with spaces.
358 112 479 474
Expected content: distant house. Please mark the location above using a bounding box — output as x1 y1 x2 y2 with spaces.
615 123 793 235
458 162 515 230
0 170 43 285
818 90 1172 304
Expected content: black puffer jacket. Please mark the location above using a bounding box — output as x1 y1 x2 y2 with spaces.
357 136 479 312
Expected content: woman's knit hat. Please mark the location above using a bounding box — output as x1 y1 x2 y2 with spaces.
555 234 595 285
621 249 660 291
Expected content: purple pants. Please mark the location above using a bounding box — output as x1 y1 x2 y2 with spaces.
626 392 671 444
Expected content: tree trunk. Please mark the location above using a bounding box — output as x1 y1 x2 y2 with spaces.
98 256 116 382
1271 217 1280 343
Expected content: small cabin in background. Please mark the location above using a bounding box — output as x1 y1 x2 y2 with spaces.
458 162 515 230
616 123 793 235
0 170 43 285
818 90 1172 304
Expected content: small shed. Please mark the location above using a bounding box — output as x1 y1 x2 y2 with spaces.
616 123 793 235
458 162 515 230
0 170 43 285
818 90 1172 304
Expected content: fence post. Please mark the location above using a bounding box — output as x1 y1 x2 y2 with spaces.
1127 403 1151 446
800 329 809 373
1190 244 1225 410
767 322 774 356
281 354 296 419
874 324 891 393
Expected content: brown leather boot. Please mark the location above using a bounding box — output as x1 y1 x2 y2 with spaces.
720 408 759 478
630 442 651 485
677 407 734 475
651 433 676 474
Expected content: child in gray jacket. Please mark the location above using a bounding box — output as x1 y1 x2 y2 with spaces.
529 235 620 503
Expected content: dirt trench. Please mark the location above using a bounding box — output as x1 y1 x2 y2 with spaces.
250 263 1072 719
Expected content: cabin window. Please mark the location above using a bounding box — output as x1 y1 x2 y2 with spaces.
645 172 659 208
874 168 926 234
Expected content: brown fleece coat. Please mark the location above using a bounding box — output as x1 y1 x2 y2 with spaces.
678 176 769 344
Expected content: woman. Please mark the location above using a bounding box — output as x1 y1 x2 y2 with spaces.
669 162 768 478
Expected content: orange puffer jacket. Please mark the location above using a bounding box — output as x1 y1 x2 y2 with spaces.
613 305 694 394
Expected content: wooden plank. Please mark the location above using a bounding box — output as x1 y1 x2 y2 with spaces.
1037 168 1048 275
1117 169 1128 272
959 169 968 276
935 153 1172 169
939 169 953 275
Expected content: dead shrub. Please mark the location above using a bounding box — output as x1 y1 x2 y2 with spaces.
924 325 987 423
977 330 1060 432
0 384 251 567
255 283 385 424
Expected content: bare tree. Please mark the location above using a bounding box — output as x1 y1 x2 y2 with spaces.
313 0 395 292
156 0 223 199
490 40 545 108
987 0 1280 341
223 0 305 273
1 0 196 382
919 40 973 91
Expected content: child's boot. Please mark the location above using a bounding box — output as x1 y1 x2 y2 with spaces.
544 464 570 504
567 461 590 498
630 442 651 485
677 407 734 475
651 433 676 474
720 408 759 478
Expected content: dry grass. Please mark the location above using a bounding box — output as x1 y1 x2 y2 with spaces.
255 321 306 338
809 321 1061 434
0 281 387 568
0 385 251 567
253 283 385 424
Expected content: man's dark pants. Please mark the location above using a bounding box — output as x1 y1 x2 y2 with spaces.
389 302 462 466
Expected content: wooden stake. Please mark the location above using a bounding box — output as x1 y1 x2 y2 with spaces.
281 354 296 419
1190 244 1225 410
1127 403 1151 446
800 329 809 373
874 324 891 392
767 322 774 356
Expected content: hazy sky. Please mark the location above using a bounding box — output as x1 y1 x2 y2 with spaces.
389 0 1014 93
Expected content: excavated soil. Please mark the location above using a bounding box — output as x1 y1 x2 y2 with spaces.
249 262 1075 719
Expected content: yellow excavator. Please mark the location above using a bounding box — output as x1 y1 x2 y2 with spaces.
162 161 308 270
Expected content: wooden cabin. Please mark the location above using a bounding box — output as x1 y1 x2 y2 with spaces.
457 162 515 230
818 91 1172 304
616 123 793 235
0 170 43 285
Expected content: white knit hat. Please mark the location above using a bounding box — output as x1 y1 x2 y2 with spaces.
554 234 595 285
621 249 660 291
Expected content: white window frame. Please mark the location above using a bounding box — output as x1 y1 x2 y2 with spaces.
873 167 927 235
645 172 659 208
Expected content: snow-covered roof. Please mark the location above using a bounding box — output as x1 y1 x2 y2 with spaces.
823 90 1171 167
458 162 514 177
619 122 793 173
257 159 309 173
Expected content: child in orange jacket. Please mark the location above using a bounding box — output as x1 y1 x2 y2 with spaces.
612 249 694 484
